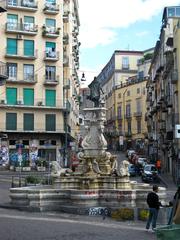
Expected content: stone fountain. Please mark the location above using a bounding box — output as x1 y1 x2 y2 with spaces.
9 80 166 217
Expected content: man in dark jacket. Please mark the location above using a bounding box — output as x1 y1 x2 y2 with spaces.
146 185 161 232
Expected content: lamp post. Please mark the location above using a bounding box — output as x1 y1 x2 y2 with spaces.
123 88 128 150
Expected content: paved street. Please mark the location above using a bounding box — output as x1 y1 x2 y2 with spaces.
0 207 156 240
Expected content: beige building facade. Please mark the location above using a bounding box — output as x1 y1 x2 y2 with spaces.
146 6 180 183
0 0 80 167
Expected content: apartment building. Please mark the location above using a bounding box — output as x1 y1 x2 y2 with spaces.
97 50 152 151
0 0 80 167
146 6 180 184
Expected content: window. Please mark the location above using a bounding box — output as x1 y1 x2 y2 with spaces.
24 40 34 56
126 104 131 117
45 89 56 106
122 57 129 69
6 87 17 104
137 119 141 133
7 14 18 30
136 99 141 113
137 88 140 94
45 66 56 81
127 90 130 96
23 88 34 105
7 63 17 80
6 113 17 130
127 120 131 135
118 93 121 98
45 18 56 33
7 38 17 55
8 0 17 6
168 7 175 17
24 16 34 31
138 71 144 81
46 114 56 131
143 87 146 95
117 105 122 118
46 0 56 6
46 42 56 58
23 64 34 81
24 113 34 130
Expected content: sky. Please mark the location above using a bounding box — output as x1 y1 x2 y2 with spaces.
78 0 180 87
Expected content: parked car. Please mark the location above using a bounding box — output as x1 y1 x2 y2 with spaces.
141 164 159 183
128 164 137 177
137 157 147 167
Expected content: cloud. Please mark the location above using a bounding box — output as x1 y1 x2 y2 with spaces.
78 0 180 48
136 31 150 37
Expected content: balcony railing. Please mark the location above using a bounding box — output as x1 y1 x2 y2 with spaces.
5 48 38 60
7 74 37 84
0 61 7 85
43 3 59 14
171 69 178 84
44 75 59 85
125 113 131 118
42 26 60 38
134 112 142 117
6 22 38 35
44 51 59 61
6 0 38 11
63 33 69 44
63 55 69 66
63 78 70 89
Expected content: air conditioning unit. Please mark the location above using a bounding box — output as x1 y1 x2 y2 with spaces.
0 99 7 104
16 34 23 40
37 101 44 106
17 100 24 105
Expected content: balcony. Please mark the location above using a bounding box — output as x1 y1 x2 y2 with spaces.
63 33 69 44
44 51 59 61
0 61 8 85
171 69 178 84
63 79 70 89
43 3 59 14
42 26 60 38
6 23 38 35
63 100 71 112
6 0 38 11
134 112 142 117
44 75 59 85
5 49 38 60
63 11 70 23
125 113 131 119
6 74 37 84
63 55 69 66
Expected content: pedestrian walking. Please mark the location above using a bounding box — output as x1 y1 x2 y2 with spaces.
146 185 162 232
156 159 161 174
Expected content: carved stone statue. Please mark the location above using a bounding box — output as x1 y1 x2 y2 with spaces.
118 160 130 177
50 161 72 177
87 77 103 107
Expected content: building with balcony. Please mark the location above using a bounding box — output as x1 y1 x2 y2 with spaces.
0 0 80 167
96 49 153 151
146 6 180 184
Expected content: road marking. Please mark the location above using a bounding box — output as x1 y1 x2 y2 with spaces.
0 213 144 231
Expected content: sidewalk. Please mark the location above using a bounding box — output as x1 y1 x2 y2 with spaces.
159 173 177 190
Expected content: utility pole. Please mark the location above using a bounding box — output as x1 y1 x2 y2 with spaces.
64 111 68 168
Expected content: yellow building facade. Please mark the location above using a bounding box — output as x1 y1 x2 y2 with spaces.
0 0 80 167
97 50 151 151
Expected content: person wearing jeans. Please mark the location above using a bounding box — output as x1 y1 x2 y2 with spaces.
146 185 161 232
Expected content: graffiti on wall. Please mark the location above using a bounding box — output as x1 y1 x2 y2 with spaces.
0 145 9 166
